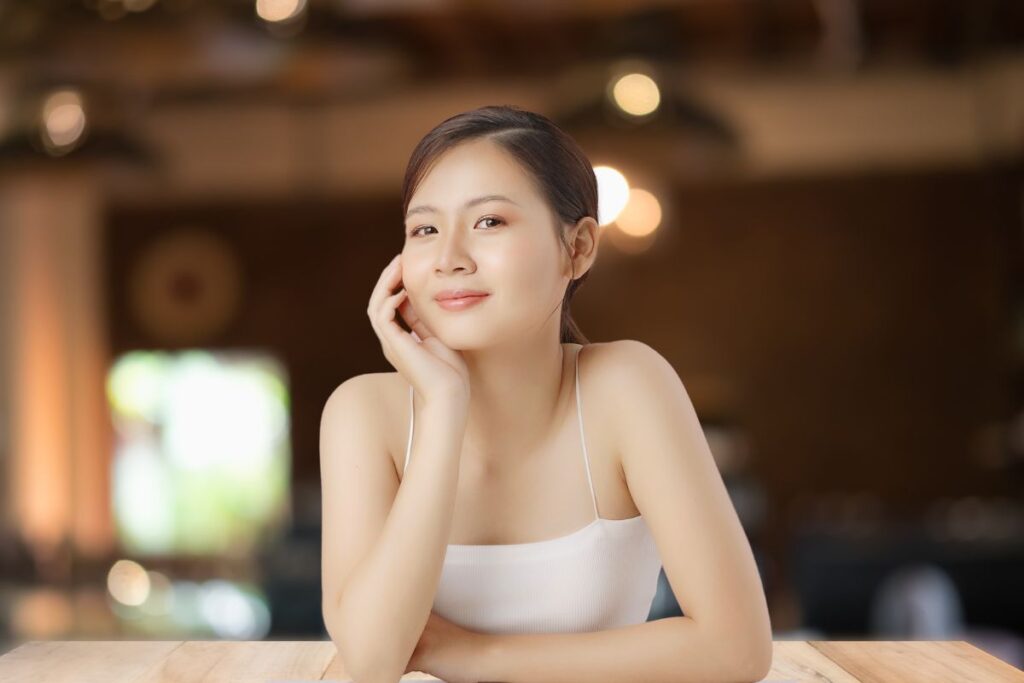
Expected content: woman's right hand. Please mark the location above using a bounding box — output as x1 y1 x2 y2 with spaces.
368 253 470 410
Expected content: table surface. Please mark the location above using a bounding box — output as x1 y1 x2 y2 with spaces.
0 639 1021 682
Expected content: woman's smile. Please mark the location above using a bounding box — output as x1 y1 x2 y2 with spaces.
434 293 491 311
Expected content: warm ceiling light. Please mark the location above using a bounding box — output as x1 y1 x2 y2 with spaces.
41 89 87 148
594 165 630 226
255 0 306 23
615 188 662 238
610 73 661 117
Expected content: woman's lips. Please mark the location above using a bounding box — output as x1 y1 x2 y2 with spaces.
435 294 490 311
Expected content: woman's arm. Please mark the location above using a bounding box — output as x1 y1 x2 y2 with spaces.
321 378 467 683
608 340 773 676
474 614 771 683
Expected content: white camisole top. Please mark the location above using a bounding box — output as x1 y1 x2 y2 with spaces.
402 345 663 635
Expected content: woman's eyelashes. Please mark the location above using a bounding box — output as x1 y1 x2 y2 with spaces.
408 216 505 238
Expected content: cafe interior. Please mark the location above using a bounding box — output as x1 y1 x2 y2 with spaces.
0 0 1023 671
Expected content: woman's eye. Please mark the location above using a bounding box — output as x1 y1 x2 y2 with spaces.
409 217 503 237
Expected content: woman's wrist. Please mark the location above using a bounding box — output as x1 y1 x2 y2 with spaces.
421 396 469 428
468 631 503 683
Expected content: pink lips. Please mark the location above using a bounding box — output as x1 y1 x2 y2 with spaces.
435 293 489 311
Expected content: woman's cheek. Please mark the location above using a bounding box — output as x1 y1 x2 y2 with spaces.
492 235 548 281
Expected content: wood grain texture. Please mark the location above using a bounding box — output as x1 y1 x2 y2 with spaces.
1 640 1021 682
136 640 338 682
811 641 1024 683
767 641 862 682
0 641 183 683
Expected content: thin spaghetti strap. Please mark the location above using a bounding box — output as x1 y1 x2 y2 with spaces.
404 384 414 476
575 345 600 522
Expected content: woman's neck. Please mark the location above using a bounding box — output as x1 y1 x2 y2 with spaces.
460 339 574 463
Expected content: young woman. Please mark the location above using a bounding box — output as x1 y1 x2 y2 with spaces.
321 105 772 683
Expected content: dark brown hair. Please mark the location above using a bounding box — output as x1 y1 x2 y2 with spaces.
401 104 597 345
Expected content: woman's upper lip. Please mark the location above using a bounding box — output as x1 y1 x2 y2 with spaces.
434 289 490 301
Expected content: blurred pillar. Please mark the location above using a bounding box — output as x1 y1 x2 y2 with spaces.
0 166 115 579
0 181 9 535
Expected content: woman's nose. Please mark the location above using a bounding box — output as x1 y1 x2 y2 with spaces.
434 231 473 273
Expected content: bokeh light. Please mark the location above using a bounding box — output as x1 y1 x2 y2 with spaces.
594 165 630 226
615 188 663 238
611 73 661 117
40 89 86 150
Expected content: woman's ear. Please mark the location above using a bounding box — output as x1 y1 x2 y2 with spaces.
568 216 599 281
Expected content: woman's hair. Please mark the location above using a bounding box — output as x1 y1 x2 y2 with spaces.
401 104 597 345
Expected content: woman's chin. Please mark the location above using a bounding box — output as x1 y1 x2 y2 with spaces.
430 326 495 351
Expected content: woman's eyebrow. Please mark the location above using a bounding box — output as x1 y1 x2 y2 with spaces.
406 194 520 219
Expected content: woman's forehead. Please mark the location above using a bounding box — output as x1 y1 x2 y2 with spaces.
413 140 538 205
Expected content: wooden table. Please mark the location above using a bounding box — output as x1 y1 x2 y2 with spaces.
0 640 1021 682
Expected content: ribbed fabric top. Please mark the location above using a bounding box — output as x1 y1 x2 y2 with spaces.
403 345 663 635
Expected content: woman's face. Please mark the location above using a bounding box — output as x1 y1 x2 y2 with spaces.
401 137 571 350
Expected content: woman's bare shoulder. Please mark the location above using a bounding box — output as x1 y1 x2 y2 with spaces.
364 371 408 459
369 370 409 404
323 372 397 407
322 372 406 472
579 338 659 386
579 338 672 433
321 372 405 440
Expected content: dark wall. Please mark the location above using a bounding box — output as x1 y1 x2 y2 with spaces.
575 168 1014 507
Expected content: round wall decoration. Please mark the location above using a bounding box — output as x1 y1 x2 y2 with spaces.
128 228 243 345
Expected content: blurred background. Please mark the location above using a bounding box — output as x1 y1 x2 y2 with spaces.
1 0 1024 670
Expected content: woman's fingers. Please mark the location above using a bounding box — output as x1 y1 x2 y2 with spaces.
397 297 435 342
368 255 417 363
367 254 400 315
379 288 419 352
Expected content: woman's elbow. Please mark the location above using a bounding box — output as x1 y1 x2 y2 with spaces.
324 605 406 683
326 630 384 683
323 602 364 681
736 637 773 682
751 653 773 681
709 620 773 682
736 598 773 680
